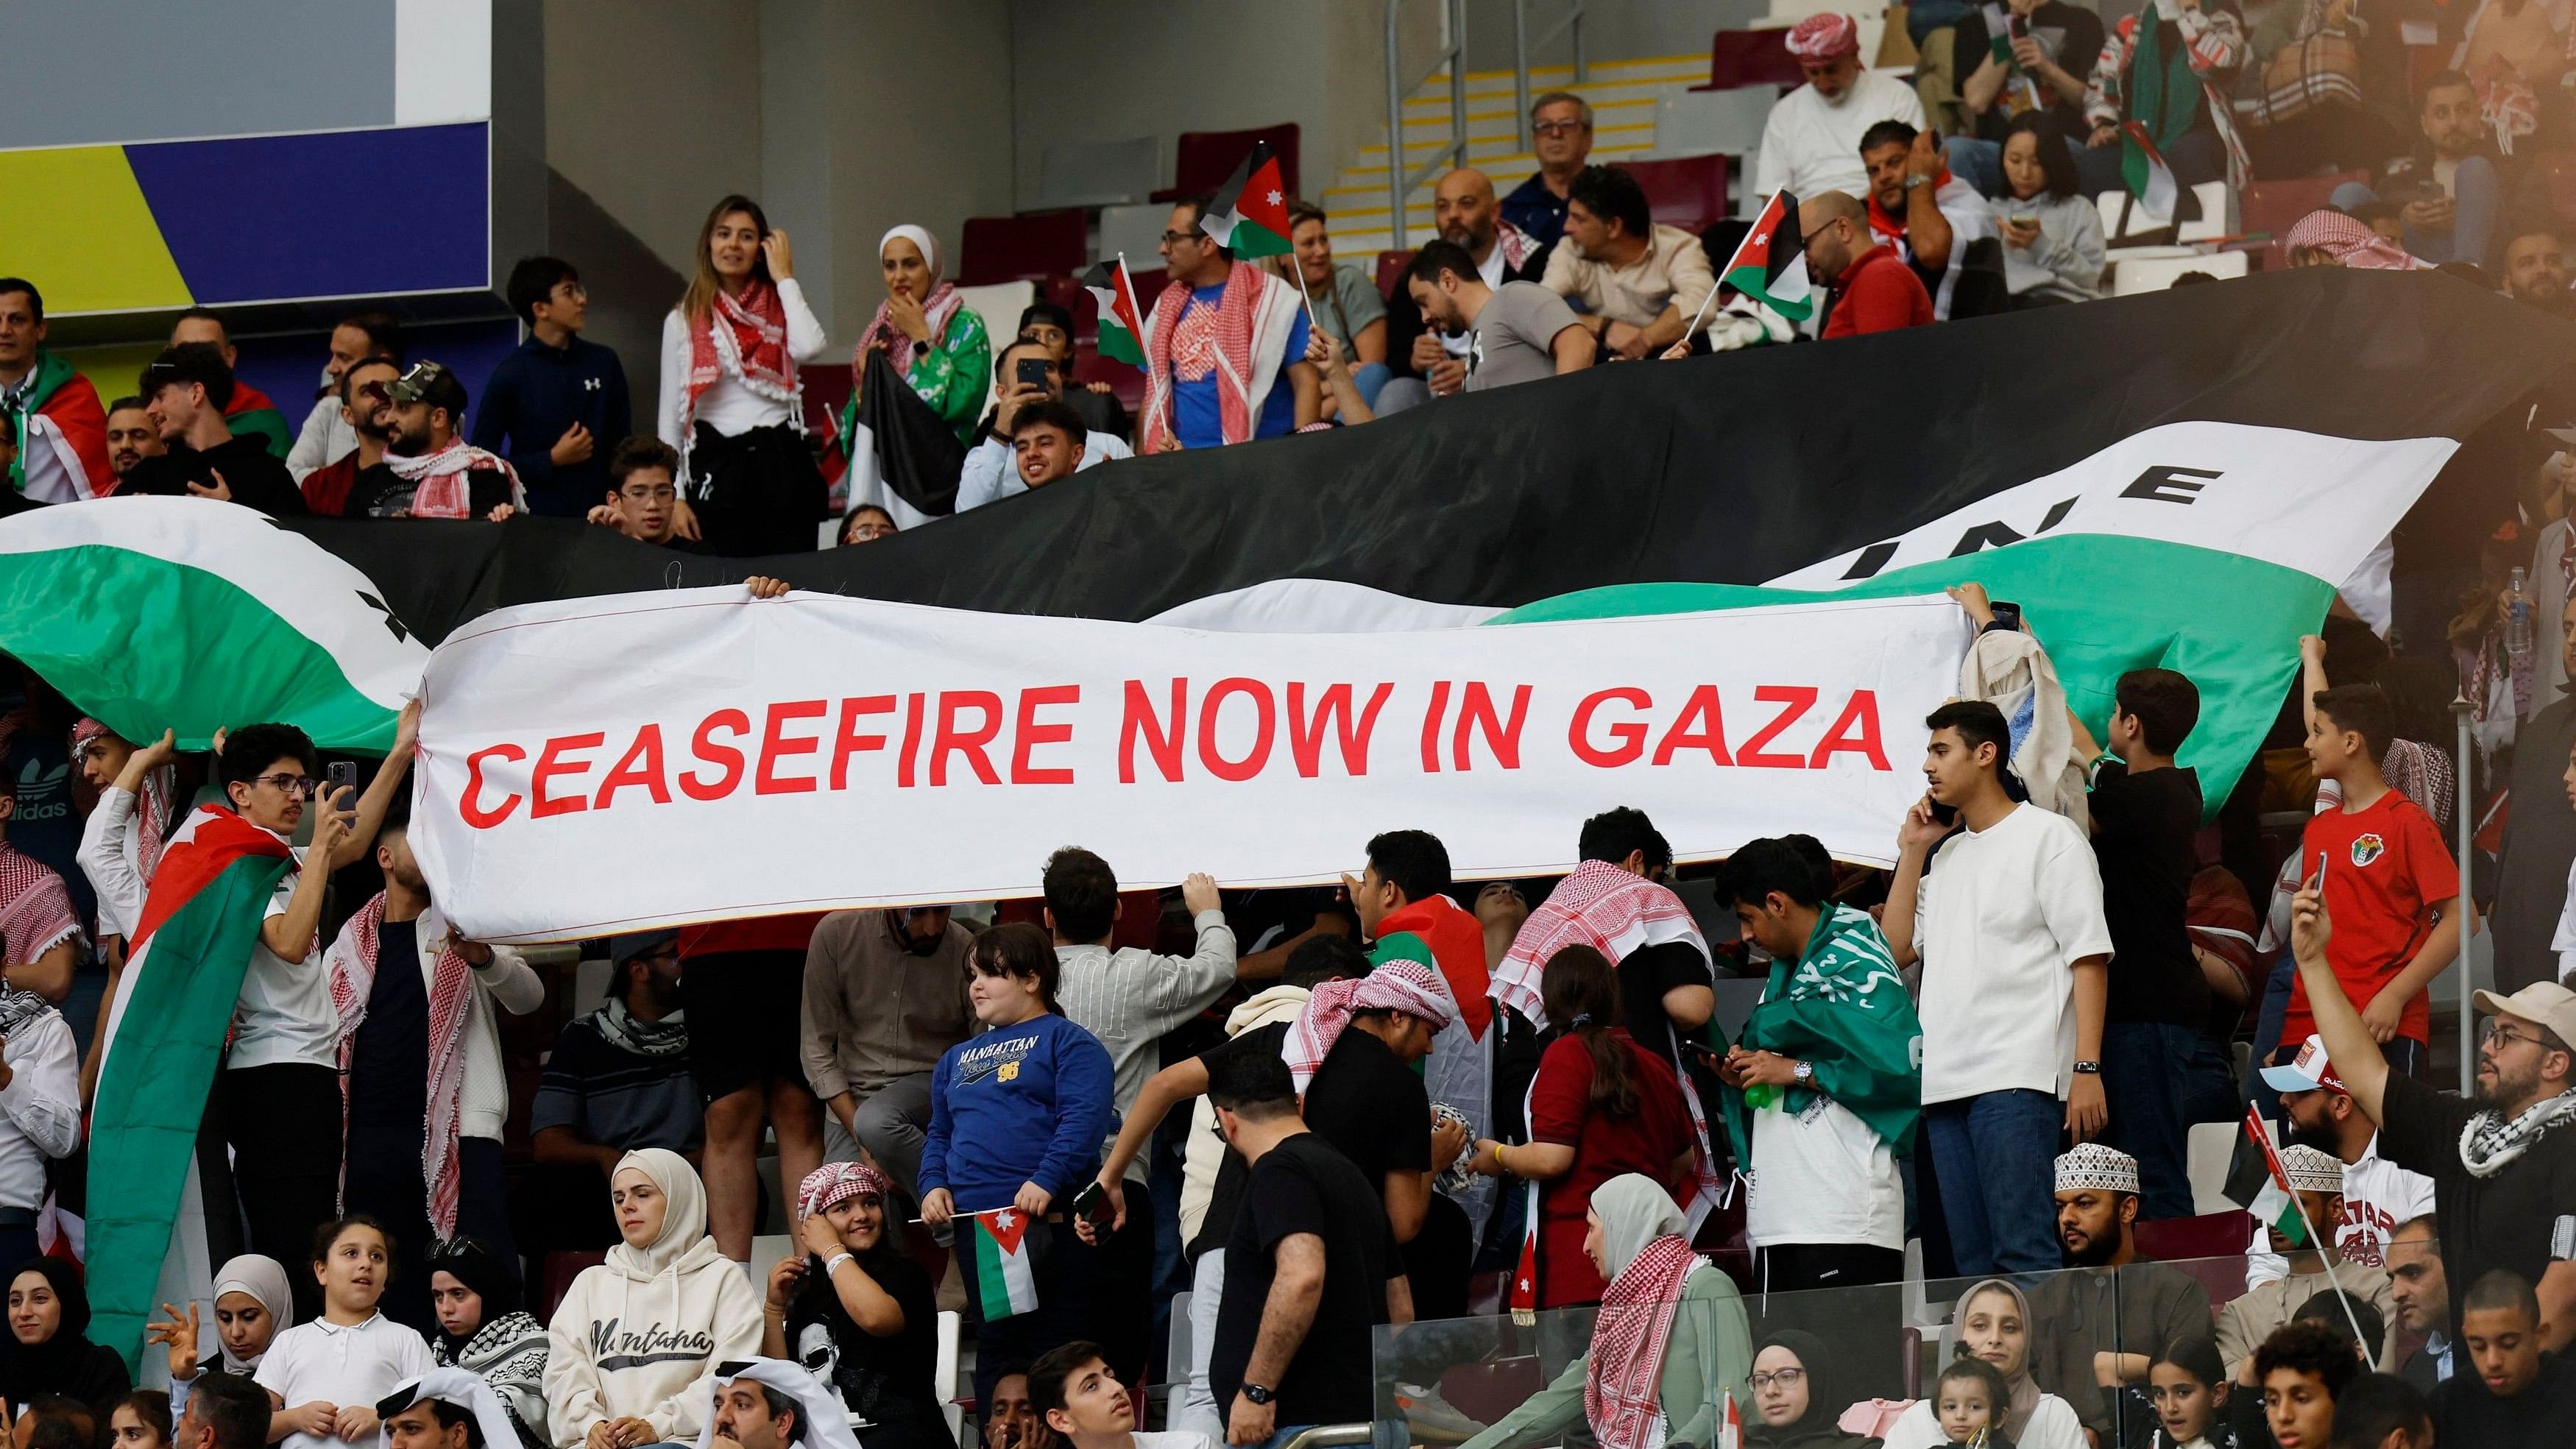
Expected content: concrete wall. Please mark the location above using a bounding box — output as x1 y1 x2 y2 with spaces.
1458 0 1743 73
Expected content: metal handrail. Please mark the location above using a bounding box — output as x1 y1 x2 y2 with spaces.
1385 0 1470 248
1512 0 1590 151
1275 1427 1373 1449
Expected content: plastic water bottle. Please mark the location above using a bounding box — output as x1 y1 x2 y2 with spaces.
2508 564 2536 658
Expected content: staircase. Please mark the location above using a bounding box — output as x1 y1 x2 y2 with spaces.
1321 54 1710 256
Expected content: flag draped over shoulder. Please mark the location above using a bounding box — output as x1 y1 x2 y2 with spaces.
1493 860 1711 1029
88 804 293 1371
1722 904 1922 1163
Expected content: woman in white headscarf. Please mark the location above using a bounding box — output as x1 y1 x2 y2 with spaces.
845 224 992 449
147 1253 294 1416
542 1149 764 1449
1458 1174 1751 1449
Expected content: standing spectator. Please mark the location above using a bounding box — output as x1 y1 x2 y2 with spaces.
2217 1147 2397 1380
2496 611 2576 993
169 311 291 458
526 931 700 1250
2257 1319 2362 1449
2027 1145 2215 1440
149 1255 291 1420
1383 168 1550 406
298 356 398 518
1987 113 2108 305
800 904 973 1201
1946 0 2105 188
105 397 163 486
1280 199 1388 410
2502 226 2569 313
259 1219 431 1449
2257 1037 2436 1272
423 1238 546 1449
1012 303 1130 442
286 311 400 482
1886 699 2113 1276
1391 243 1590 411
1496 807 1712 1078
917 924 1114 1407
0 760 86 1008
1467 945 1694 1308
763 1163 944 1448
109 1391 172 1449
0 280 113 502
1800 192 1936 338
2077 0 2248 206
2186 864 2260 1124
2430 1269 2576 1442
347 362 522 520
2328 74 2502 269
2286 887 2576 1347
1206 1048 1398 1449
474 258 631 519
124 345 305 515
324 817 540 1329
1539 166 1714 361
1858 120 2003 319
1713 835 1922 1292
584 437 690 548
74 716 177 982
983 1370 1038 1449
1758 15 1932 203
2388 1216 2452 1389
955 340 1130 511
541 1150 764 1449
657 194 828 558
682 909 827 1268
2285 683 2459 1078
1141 196 1317 450
847 226 991 450
1502 93 1596 250
218 715 412 1319
0 971 82 1268
2070 667 2206 1222
4 1259 130 1416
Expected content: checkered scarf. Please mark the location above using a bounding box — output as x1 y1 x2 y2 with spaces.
1585 1233 1703 1449
796 1160 891 1222
383 439 527 520
1494 860 1710 1029
1144 261 1267 451
684 280 800 434
1281 960 1454 1093
2460 1085 2576 1178
0 843 80 968
71 717 174 882
327 892 476 1236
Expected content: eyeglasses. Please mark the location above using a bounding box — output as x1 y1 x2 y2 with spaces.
2483 1021 2558 1052
1749 1368 1805 1392
255 773 319 797
846 522 897 542
552 282 589 301
1532 119 1590 137
619 484 678 502
1160 230 1202 246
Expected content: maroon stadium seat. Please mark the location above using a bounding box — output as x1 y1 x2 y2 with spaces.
2133 1210 2255 1305
958 210 1088 286
1625 154 1733 233
2242 171 2367 273
1375 248 1418 300
1692 29 1808 92
1153 124 1301 203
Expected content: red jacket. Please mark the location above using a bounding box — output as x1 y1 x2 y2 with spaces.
1821 244 1935 339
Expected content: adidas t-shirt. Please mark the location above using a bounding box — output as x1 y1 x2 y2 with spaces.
2287 790 2458 1046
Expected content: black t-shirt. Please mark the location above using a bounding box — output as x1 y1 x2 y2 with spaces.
346 462 514 519
2432 1349 2576 1448
1618 940 1712 1065
2091 762 2209 1027
346 917 427 1136
1190 1022 1293 1264
1298 1027 1432 1188
2379 1072 2576 1336
1954 1 2107 146
121 435 305 515
784 1249 944 1448
1209 1133 1393 1426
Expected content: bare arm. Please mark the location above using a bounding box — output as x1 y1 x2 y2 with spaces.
2364 901 2460 1042
1387 1272 1415 1325
534 1125 627 1177
2299 635 2328 734
2289 887 2391 1122
1549 324 1594 374
1884 799 1950 969
1243 1235 1327 1389
1289 361 1322 430
1351 317 1388 366
333 700 420 869
1906 179 1956 270
2542 1262 2576 1352
1962 51 2011 112
8 940 74 1003
1661 983 1715 1030
2067 954 2109 1140
1638 303 1689 352
1382 1167 1430 1243
259 845 337 963
823 1255 907 1336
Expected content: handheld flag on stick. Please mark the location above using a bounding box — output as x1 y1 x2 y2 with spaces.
964 1207 1041 1319
1716 190 1814 325
1716 1389 1744 1449
2119 121 2180 223
1200 141 1295 259
1079 256 1150 366
2236 1105 2371 1350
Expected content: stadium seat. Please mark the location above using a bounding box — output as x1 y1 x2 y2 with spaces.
2098 180 2234 247
1627 154 1733 233
1034 135 1161 210
2112 247 2250 295
936 1311 963 1444
2241 169 2368 272
1692 29 1808 92
2133 1209 2256 1303
958 210 1088 286
1098 202 1171 272
2187 1119 2243 1214
1153 123 1301 202
1650 87 1777 160
1374 249 1418 300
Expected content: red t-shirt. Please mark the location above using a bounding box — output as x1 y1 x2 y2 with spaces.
1526 1030 1695 1306
2285 789 2458 1046
1820 244 1934 339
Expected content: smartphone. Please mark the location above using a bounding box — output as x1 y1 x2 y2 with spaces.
1016 357 1050 390
1929 798 1961 827
1989 600 2025 633
325 760 358 813
1069 1180 1113 1225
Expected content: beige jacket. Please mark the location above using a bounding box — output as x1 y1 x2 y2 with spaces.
1960 626 2090 832
1540 223 1715 328
1178 983 1310 1245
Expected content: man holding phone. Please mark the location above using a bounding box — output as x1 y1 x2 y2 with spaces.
955 339 1131 511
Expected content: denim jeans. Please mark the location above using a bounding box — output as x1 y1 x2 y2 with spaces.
2098 1020 2198 1222
2330 156 2500 269
1924 1088 2064 1275
1346 361 1393 408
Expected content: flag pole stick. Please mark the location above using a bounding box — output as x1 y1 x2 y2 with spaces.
2262 1115 2372 1353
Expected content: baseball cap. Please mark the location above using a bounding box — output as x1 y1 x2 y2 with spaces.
388 358 466 414
138 343 236 410
2260 1033 2349 1095
609 929 678 966
2474 980 2576 1047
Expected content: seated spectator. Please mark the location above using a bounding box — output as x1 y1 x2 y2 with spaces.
347 362 522 520
109 1391 171 1449
105 396 162 486
1539 166 1714 361
1925 1357 2017 1448
1000 401 1099 496
150 1255 292 1417
1744 1332 1876 1449
423 1239 545 1449
982 1367 1037 1449
2386 1216 2452 1389
2502 224 2568 313
541 1150 763 1449
123 344 305 514
374 1371 526 1449
655 194 827 559
1028 1341 1195 1449
956 341 1130 511
763 1163 943 1448
169 310 291 458
1761 15 1931 203
1989 113 2107 304
2327 74 2502 269
474 257 631 518
838 504 897 545
2431 1268 2576 1445
2254 1038 2435 1274
1412 241 1590 396
0 280 114 504
800 904 971 1202
2258 1319 2363 1449
584 436 690 547
1467 946 1695 1308
258 1218 431 1449
171 1375 265 1449
1802 191 1936 338
2145 1336 2237 1449
2284 210 2429 269
1387 168 1549 398
1461 1175 1752 1449
2329 1372 2432 1449
19 1397 99 1449
1011 303 1128 442
4 1258 130 1417
1502 93 1593 250
1947 0 2105 190
1861 119 2005 319
527 931 699 1247
1281 199 1389 408
849 226 991 449
1141 196 1316 450
2028 1146 2215 1439
2077 0 2248 210
286 311 400 482
2218 1147 2397 1381
298 355 400 517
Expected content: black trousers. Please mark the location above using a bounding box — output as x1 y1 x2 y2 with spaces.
686 422 827 558
1756 1241 1906 1294
221 1063 343 1322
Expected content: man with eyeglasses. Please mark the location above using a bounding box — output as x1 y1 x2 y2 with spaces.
2288 884 2576 1353
588 435 691 548
298 355 400 517
1139 196 1317 452
796 902 974 1203
216 709 419 1319
473 256 631 519
1500 93 1596 252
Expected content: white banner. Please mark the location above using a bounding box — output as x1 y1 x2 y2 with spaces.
411 588 1970 942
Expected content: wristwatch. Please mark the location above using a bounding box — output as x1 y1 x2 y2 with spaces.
1242 1384 1275 1406
1792 1060 1815 1085
2072 1060 2103 1075
1904 175 1932 190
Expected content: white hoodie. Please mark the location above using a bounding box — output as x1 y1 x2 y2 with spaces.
1178 984 1310 1244
542 1149 765 1447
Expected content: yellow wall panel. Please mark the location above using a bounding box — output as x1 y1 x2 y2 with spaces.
0 148 193 315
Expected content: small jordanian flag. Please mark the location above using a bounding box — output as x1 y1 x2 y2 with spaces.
1200 141 1294 258
2119 120 2181 223
1720 189 1814 322
966 1207 1041 1319
1716 1390 1744 1449
88 805 296 1370
2239 1105 2309 1247
1509 1178 1540 1325
1080 257 1150 367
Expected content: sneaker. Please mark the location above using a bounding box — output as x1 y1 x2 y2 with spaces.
1394 1383 1485 1439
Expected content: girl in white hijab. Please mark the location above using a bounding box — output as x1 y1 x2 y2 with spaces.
542 1149 763 1449
147 1253 294 1415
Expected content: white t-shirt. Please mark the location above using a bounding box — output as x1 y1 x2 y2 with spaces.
1753 68 1931 205
230 845 336 1071
1131 1434 1217 1449
2246 1133 2438 1284
1746 1093 1903 1250
2551 852 2576 982
1883 1389 2087 1449
255 1314 431 1449
1913 804 2115 1105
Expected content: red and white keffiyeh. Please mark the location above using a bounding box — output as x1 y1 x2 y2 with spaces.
327 892 476 1236
2285 208 2431 271
796 1160 891 1222
1585 1233 1705 1449
71 716 174 882
1281 960 1454 1093
1143 260 1268 452
0 844 80 966
684 279 801 434
1496 218 1542 274
1494 860 1710 1029
382 439 528 519
1786 12 1861 60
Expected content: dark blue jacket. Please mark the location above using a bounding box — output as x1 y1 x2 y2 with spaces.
470 333 631 517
